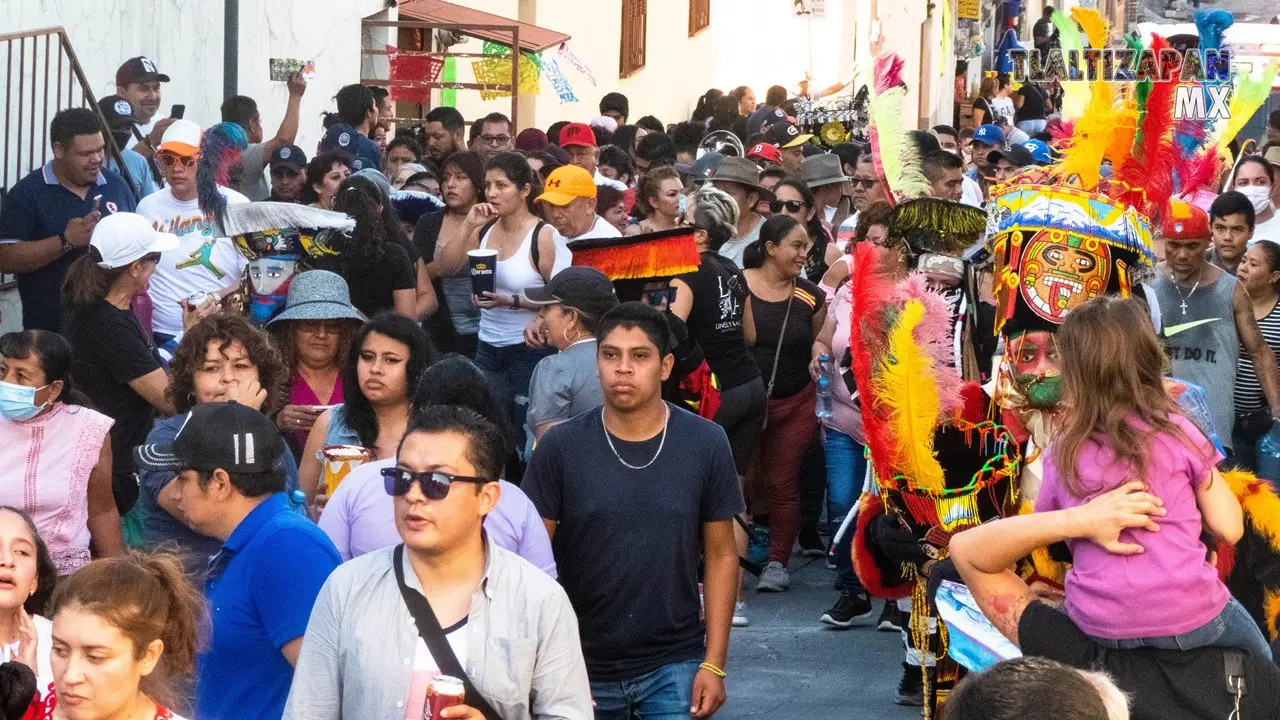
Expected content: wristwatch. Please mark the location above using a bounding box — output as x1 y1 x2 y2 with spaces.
59 233 74 255
511 295 521 309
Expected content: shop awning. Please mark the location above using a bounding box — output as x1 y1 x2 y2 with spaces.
396 0 571 53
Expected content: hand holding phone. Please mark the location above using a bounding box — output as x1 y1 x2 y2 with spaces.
170 104 185 119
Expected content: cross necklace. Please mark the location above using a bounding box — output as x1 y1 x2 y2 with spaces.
1169 265 1205 315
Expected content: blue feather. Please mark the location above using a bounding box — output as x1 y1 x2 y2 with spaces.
1194 9 1232 53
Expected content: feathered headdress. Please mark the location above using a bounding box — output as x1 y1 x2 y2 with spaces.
218 202 355 260
197 122 248 225
888 198 987 258
567 228 701 302
1113 34 1183 222
866 53 931 204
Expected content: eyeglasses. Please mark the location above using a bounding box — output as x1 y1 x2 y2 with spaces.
380 467 492 500
156 152 197 169
770 200 807 213
850 178 878 189
480 134 511 146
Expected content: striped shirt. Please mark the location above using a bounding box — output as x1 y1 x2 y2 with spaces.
1234 298 1280 414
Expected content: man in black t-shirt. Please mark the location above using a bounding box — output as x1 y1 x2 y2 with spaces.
950 483 1280 720
524 302 745 720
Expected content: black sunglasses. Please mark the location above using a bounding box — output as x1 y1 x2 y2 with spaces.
380 466 491 500
770 200 807 213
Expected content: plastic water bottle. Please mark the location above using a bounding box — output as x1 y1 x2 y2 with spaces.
816 353 834 421
1258 422 1280 488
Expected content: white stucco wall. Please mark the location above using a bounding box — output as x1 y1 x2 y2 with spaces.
5 0 390 184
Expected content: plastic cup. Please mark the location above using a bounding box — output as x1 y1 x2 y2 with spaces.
467 249 499 297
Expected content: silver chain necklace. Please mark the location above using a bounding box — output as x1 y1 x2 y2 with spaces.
602 404 670 470
1169 265 1204 315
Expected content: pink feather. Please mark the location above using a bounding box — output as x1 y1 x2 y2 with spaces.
874 54 905 95
892 273 964 418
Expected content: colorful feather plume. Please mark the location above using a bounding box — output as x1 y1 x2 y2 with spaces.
1052 81 1122 189
893 273 963 418
1115 35 1180 219
849 242 898 476
1194 9 1233 55
867 53 931 204
1051 11 1083 58
1070 7 1110 49
1215 60 1280 154
870 300 945 490
567 228 700 281
197 122 248 223
1178 150 1224 199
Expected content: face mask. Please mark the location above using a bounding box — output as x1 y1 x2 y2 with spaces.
0 380 51 421
1238 185 1273 215
1014 373 1062 409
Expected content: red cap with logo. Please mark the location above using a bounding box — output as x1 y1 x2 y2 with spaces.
747 143 783 165
1160 199 1210 240
558 122 597 149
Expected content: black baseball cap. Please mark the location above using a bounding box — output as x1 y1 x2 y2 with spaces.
134 402 283 474
115 56 170 86
98 95 140 131
763 122 813 149
270 144 308 172
987 144 1036 169
525 267 619 317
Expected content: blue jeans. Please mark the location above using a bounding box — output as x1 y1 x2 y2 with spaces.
1016 118 1047 136
1092 597 1273 660
824 427 869 592
591 659 700 719
474 340 553 461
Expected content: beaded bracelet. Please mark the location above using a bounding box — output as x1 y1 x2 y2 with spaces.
698 662 726 678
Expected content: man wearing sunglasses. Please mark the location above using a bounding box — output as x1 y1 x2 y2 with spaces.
136 119 249 345
285 405 592 720
134 401 341 720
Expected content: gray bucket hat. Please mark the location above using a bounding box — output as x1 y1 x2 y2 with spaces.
264 269 367 326
801 154 849 189
707 156 776 202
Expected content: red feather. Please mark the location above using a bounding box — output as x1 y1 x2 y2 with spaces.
1178 150 1224 198
848 242 899 476
873 53 905 95
1115 35 1179 220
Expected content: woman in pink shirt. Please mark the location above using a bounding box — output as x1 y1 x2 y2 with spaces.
267 270 364 452
0 331 122 575
1039 296 1270 659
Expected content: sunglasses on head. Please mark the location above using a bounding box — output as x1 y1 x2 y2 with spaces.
380 466 491 500
156 152 197 169
770 200 807 213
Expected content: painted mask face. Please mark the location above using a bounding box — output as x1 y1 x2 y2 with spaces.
1009 330 1062 409
247 255 298 324
1020 234 1110 323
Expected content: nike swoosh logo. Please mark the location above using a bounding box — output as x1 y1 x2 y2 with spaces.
1163 318 1219 337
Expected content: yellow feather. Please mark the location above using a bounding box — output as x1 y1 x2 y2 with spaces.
1070 7 1110 49
870 300 945 490
1052 81 1120 190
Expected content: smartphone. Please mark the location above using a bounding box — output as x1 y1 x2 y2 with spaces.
170 104 185 119
269 58 316 81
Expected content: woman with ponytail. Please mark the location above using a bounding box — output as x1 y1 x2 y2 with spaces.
314 175 417 319
62 213 182 519
39 551 204 719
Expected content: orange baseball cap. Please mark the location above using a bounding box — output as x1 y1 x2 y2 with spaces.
536 165 597 206
157 119 202 157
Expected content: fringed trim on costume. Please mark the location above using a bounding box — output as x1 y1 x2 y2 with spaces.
567 229 700 280
1223 468 1280 639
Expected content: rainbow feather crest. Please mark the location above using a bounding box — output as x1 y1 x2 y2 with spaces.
867 53 931 203
197 122 249 222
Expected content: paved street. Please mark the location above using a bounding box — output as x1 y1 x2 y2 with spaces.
1140 0 1278 23
722 555 923 720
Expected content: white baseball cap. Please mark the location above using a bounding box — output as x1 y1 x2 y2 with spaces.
158 118 202 156
90 213 180 269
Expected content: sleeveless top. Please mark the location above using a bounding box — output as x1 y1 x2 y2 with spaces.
1234 297 1280 414
324 404 363 447
0 403 113 575
1152 270 1240 445
478 220 544 346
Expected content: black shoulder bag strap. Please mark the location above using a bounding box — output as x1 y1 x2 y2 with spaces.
393 545 502 720
529 220 547 276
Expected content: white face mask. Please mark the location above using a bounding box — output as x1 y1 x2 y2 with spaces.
1239 185 1274 215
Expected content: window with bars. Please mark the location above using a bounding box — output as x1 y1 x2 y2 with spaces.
620 0 647 78
689 0 710 37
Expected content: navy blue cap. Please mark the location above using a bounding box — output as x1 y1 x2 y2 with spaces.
319 124 360 155
269 144 307 171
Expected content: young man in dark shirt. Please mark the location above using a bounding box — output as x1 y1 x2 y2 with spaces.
524 302 744 719
950 482 1280 720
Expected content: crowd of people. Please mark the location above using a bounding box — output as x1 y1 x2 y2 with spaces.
0 39 1279 720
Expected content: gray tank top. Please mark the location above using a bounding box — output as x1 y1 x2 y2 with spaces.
1152 269 1239 447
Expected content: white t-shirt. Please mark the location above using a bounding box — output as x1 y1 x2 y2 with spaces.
136 186 250 336
961 174 984 207
403 625 468 719
1251 212 1280 245
989 96 1016 126
718 215 765 269
552 215 622 276
124 117 159 150
1 614 52 695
